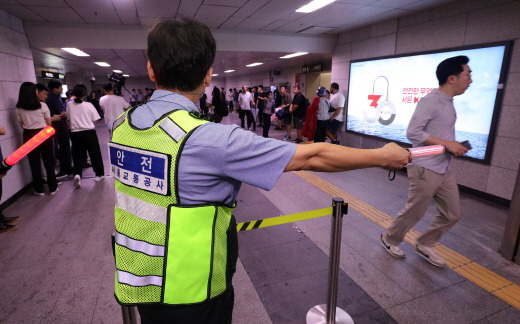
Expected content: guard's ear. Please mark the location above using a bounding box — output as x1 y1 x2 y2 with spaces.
203 67 213 87
147 61 156 82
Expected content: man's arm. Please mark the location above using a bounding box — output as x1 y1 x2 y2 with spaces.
285 142 411 172
422 136 467 157
329 106 343 120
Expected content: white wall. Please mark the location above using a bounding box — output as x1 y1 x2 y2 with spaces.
331 0 520 200
0 10 37 204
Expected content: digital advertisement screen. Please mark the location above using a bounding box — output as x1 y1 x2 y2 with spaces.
346 43 511 163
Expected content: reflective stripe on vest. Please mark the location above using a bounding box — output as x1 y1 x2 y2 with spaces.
115 190 167 224
159 117 186 142
115 232 164 257
117 270 162 287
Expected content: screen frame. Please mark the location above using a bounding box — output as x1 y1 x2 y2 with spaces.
345 41 513 165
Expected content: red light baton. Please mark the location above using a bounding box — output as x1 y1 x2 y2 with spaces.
388 144 446 181
0 126 55 174
408 144 445 158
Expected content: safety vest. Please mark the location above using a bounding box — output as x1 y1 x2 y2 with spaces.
109 108 237 306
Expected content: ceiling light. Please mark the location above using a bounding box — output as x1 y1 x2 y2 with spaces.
95 62 110 67
224 70 235 73
113 70 122 73
212 74 219 76
123 74 129 77
280 52 308 59
246 63 263 67
296 0 336 13
61 48 89 56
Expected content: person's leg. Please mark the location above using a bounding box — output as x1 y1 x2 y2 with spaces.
246 110 254 129
238 110 245 128
24 130 44 193
41 138 58 192
262 113 270 137
56 123 73 174
84 130 105 177
70 131 86 179
314 120 327 142
417 172 461 247
384 165 439 246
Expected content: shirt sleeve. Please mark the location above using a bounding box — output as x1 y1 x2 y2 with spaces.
182 123 296 191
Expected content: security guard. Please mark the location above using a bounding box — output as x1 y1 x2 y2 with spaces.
109 18 410 324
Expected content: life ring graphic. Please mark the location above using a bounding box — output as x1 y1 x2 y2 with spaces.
363 76 396 125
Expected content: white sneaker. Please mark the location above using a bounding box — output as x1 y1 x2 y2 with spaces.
74 175 81 188
94 175 105 182
50 188 59 196
380 234 405 258
414 243 446 268
33 191 44 197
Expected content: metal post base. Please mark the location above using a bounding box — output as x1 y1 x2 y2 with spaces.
306 304 354 324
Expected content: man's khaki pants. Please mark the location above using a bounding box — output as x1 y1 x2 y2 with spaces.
385 165 461 247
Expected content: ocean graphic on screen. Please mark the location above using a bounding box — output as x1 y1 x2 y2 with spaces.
346 45 507 161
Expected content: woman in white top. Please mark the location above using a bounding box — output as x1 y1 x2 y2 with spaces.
67 84 105 188
16 82 60 195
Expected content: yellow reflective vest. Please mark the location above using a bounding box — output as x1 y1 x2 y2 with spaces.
109 108 237 305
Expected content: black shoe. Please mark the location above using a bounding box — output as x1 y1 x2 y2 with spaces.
83 163 92 168
295 139 303 144
0 223 17 233
3 216 20 224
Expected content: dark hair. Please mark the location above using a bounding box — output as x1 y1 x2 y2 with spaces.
103 82 114 92
16 82 41 110
73 84 88 103
48 79 62 91
212 87 222 105
436 55 469 86
148 18 216 91
66 90 74 97
294 85 301 90
36 83 49 93
258 85 263 90
331 82 339 90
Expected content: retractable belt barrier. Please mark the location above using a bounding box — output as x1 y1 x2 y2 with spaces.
236 207 332 231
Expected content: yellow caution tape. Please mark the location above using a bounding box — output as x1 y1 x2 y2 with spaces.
236 207 332 232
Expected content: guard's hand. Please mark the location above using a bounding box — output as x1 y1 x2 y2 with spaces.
379 143 412 170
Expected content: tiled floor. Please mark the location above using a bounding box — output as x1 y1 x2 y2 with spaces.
0 111 519 324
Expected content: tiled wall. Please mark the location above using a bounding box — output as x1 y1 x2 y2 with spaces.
0 10 36 204
332 0 520 200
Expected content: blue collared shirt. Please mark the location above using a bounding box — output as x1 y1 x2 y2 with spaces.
129 90 296 205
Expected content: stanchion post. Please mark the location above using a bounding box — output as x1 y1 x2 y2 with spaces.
306 198 354 324
121 305 138 324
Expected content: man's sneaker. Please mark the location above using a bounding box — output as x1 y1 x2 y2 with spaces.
294 139 303 144
55 172 71 180
33 191 44 197
282 135 291 141
3 216 20 224
50 188 59 196
380 234 406 258
414 243 446 268
0 223 17 233
94 175 105 182
73 175 81 188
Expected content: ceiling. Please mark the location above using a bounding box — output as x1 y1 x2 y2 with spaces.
0 0 458 81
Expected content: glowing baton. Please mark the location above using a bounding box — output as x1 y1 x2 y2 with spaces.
0 126 55 173
408 144 445 158
388 144 445 181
